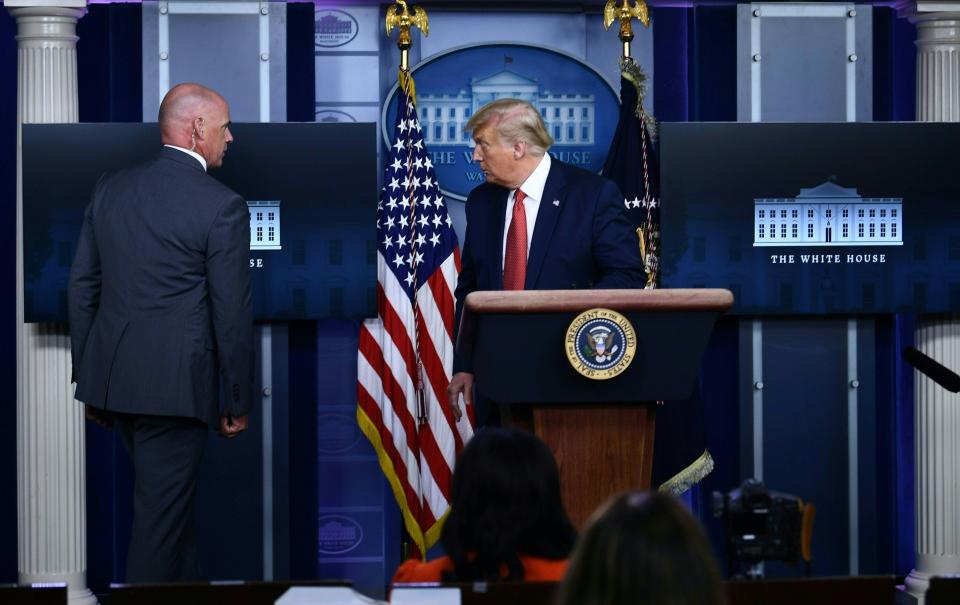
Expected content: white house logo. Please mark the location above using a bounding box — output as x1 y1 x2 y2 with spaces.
565 308 637 380
315 110 357 123
317 412 362 454
317 515 363 555
248 201 281 251
314 9 358 48
382 44 620 201
753 181 903 247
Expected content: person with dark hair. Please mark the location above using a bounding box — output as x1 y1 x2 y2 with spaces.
392 427 577 582
558 491 726 605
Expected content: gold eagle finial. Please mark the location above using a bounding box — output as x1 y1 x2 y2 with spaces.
385 0 429 71
386 0 429 43
603 0 650 31
603 0 650 59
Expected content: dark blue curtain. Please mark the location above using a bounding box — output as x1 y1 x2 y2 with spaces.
0 8 19 585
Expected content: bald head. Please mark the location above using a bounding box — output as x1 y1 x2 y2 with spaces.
159 83 234 169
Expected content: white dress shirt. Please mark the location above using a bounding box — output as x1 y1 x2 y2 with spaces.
501 152 552 269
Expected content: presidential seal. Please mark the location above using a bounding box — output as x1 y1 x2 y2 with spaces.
565 308 637 380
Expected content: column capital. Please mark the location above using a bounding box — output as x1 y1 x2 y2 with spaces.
5 0 85 7
5 0 87 29
895 1 960 23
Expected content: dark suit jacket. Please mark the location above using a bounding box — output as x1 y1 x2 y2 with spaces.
68 146 254 426
454 157 644 372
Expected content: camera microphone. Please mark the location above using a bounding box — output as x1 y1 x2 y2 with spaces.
902 347 960 393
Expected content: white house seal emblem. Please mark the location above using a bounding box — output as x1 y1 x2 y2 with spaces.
565 308 637 380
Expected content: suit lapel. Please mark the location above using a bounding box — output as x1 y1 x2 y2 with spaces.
489 187 509 290
525 160 566 289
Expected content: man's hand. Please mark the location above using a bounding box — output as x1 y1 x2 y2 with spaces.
445 372 474 422
219 413 248 439
85 404 113 430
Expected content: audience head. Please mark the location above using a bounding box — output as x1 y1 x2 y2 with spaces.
558 491 725 605
441 427 576 581
158 83 233 168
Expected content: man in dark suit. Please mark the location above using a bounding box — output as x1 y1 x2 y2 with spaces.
447 98 644 421
68 82 253 582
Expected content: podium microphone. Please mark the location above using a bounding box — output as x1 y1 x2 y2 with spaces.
902 347 960 393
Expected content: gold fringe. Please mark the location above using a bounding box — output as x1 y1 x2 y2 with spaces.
619 57 657 140
657 449 714 496
357 405 448 559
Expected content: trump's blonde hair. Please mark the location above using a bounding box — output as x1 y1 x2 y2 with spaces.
465 98 553 156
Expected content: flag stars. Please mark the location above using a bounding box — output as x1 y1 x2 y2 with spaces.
387 197 398 211
429 232 441 247
383 235 394 249
432 214 442 228
392 254 405 268
391 158 403 172
388 177 400 191
393 138 405 152
399 214 410 228
415 233 427 247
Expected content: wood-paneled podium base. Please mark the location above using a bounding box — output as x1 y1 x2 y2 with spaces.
460 289 731 528
505 404 655 527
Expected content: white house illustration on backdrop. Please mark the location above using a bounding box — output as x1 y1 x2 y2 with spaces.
753 181 903 247
248 201 282 251
416 70 595 146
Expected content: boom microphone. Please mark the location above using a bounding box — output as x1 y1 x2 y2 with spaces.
902 347 960 393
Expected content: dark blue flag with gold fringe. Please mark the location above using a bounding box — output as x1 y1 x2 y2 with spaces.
602 58 714 495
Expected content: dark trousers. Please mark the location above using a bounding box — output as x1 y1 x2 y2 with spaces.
115 413 208 583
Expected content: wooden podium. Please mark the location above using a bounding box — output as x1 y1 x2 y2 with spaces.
458 289 733 526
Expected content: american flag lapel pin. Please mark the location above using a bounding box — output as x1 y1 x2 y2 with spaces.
552 199 560 207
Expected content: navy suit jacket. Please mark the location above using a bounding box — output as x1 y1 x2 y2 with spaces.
68 147 254 426
454 158 644 372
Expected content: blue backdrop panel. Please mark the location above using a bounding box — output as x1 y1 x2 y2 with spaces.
661 122 960 315
20 122 378 322
314 320 400 599
760 319 851 577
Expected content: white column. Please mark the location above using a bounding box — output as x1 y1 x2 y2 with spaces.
906 321 960 600
911 8 960 121
896 3 960 603
8 2 96 603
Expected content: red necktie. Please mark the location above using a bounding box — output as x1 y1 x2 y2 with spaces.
503 189 527 290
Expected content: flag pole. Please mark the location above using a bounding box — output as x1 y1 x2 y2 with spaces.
386 0 431 430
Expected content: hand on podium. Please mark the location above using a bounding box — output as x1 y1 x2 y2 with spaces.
446 371 474 421
219 412 248 438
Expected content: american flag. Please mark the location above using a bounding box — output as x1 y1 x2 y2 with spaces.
356 71 474 555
